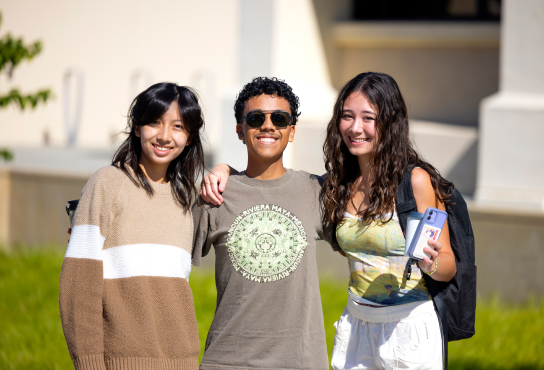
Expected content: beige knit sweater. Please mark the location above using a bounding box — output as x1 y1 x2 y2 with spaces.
59 166 199 370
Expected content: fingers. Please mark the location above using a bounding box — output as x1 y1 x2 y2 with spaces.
425 239 441 259
218 174 228 193
428 238 442 251
419 239 441 271
338 250 347 257
424 246 439 260
201 180 222 205
200 173 224 205
209 176 224 203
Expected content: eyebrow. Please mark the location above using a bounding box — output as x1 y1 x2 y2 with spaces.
342 109 376 115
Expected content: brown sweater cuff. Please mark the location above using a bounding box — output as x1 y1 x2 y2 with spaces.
72 353 107 370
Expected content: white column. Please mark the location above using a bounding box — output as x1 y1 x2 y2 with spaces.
476 0 544 211
216 0 274 171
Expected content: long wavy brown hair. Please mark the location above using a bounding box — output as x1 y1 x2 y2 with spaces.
321 72 453 225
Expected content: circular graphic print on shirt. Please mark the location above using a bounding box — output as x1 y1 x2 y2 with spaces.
226 204 308 283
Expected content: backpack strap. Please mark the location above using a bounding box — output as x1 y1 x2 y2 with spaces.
395 164 449 370
434 292 449 369
395 165 417 231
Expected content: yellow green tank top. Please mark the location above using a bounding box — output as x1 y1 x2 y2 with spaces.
336 212 431 306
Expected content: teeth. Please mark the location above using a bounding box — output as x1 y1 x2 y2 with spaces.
351 138 368 143
153 145 171 151
258 137 276 143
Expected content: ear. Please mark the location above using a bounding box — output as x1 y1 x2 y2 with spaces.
134 126 141 138
236 124 245 141
288 125 295 143
185 134 192 147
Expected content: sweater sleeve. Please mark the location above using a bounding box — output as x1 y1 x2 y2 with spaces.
59 167 115 370
191 196 214 266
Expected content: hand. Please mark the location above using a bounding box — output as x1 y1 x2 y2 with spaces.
338 249 347 258
418 238 441 274
67 228 72 235
200 164 231 205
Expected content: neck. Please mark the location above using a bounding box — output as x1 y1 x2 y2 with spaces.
245 156 286 180
139 161 168 184
357 155 373 186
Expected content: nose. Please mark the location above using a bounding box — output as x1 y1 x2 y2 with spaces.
156 124 172 142
350 117 364 134
260 113 276 131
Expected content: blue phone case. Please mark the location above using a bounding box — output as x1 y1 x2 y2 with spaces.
407 207 448 261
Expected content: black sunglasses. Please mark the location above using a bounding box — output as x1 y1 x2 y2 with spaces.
243 110 293 128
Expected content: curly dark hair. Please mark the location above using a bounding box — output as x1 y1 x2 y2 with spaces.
321 72 454 224
112 82 205 212
234 77 301 125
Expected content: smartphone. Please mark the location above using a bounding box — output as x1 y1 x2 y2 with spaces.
407 207 447 261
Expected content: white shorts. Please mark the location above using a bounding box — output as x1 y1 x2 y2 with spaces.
331 296 443 370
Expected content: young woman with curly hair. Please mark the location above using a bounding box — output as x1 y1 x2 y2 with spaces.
322 72 456 370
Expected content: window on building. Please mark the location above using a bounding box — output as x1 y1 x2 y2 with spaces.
353 0 501 21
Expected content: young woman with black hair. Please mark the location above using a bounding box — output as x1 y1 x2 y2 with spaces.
322 72 456 370
59 82 204 369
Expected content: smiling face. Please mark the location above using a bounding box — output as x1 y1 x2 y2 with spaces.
236 94 295 164
135 101 191 180
339 92 378 160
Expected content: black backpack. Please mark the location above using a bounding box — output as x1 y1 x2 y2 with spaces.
396 166 477 366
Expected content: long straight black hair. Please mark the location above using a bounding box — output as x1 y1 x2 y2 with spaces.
112 82 205 212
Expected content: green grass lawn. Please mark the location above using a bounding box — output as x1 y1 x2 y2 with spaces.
1 247 543 369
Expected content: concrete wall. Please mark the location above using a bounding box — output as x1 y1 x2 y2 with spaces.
0 169 88 247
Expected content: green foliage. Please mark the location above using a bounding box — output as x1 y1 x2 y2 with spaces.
0 11 53 162
0 12 52 111
1 248 544 370
0 149 13 161
0 13 43 77
0 88 51 110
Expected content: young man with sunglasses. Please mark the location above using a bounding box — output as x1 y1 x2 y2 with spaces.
192 77 339 370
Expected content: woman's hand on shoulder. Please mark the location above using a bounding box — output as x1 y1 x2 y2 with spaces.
200 164 236 205
411 167 457 282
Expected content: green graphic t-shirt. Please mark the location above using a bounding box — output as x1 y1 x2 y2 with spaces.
192 169 338 370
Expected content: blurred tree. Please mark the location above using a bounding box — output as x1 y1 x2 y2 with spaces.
0 11 52 161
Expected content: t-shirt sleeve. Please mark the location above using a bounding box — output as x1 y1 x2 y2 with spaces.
320 220 341 251
59 167 115 369
191 196 214 266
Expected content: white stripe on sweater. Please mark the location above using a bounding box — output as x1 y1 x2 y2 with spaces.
66 225 105 260
102 244 192 280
